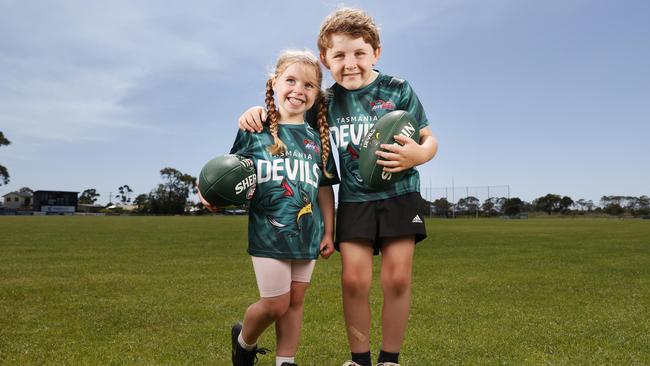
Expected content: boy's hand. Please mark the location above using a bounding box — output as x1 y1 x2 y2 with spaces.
319 236 335 259
238 106 266 133
375 134 426 173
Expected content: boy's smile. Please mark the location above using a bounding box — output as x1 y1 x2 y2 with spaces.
321 33 381 91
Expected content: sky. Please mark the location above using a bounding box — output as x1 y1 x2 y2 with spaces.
1 0 649 205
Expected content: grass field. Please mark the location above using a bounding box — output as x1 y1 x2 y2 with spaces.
1 216 649 365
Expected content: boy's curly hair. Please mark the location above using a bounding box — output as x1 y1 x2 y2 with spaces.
317 7 381 55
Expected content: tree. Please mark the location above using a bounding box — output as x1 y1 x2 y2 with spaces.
603 203 625 216
482 197 506 216
456 198 468 215
636 195 650 216
133 194 150 213
18 187 34 195
600 195 623 209
432 198 451 217
620 196 637 212
0 131 10 185
559 196 574 214
503 197 524 216
116 185 133 205
79 189 101 204
456 196 479 216
534 194 562 214
148 168 198 214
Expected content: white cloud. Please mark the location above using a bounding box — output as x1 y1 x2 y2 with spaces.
0 1 236 143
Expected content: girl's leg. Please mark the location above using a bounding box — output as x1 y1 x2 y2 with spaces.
241 293 290 344
275 281 310 356
241 257 293 344
340 240 375 353
379 236 415 353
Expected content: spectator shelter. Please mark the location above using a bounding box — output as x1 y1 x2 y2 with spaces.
33 191 78 214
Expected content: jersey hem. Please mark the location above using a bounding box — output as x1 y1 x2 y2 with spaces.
247 249 319 260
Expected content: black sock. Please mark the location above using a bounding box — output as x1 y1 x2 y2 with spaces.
352 351 372 366
378 350 400 363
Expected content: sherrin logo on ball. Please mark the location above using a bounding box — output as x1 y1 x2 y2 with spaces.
359 110 419 189
234 158 256 198
199 154 257 207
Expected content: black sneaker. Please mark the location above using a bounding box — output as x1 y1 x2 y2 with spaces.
280 363 298 366
231 321 268 366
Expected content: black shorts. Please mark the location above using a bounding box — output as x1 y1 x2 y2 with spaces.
335 192 427 255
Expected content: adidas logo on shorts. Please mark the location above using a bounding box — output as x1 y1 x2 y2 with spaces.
412 215 423 224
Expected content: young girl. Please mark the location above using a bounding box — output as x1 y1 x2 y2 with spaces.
201 50 338 366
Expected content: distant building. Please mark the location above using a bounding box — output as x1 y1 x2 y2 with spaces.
77 203 105 213
116 204 137 211
2 191 33 209
33 191 78 214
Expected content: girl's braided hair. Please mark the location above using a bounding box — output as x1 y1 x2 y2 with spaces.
265 50 333 178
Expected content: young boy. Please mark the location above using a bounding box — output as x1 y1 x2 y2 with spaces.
238 8 438 366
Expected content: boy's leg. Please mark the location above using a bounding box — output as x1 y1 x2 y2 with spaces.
374 192 425 357
340 240 375 353
336 200 379 365
379 236 415 354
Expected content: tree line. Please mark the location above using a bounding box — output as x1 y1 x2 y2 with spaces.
0 130 201 215
428 193 650 218
79 167 199 215
4 127 646 218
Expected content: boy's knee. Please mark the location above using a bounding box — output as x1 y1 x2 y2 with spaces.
341 272 371 296
381 271 411 296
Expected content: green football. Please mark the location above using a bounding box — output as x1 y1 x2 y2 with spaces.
359 110 420 189
198 154 257 207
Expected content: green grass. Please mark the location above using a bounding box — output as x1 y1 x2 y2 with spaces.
0 217 648 365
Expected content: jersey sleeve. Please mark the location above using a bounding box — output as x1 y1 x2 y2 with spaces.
399 80 429 129
229 129 254 157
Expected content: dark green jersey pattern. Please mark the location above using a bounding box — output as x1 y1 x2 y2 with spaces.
230 123 339 260
326 72 429 202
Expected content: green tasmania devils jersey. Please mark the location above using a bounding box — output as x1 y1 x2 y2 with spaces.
326 72 429 202
230 123 339 260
